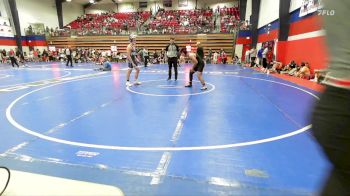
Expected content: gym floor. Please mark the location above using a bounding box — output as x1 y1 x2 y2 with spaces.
0 62 329 195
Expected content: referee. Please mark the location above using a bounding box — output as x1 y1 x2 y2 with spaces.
311 1 350 195
166 37 179 80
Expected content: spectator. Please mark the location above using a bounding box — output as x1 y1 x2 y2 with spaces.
287 61 300 76
48 50 53 62
221 50 227 64
295 62 311 79
1 49 7 63
262 45 268 72
280 60 297 74
250 47 257 67
153 50 159 64
213 51 218 64
207 48 213 64
266 47 274 73
9 49 19 68
15 48 25 66
160 49 165 64
234 54 241 64
245 49 250 64
42 49 49 62
28 25 33 34
37 49 42 59
142 48 149 67
257 47 263 66
27 49 33 62
271 61 284 73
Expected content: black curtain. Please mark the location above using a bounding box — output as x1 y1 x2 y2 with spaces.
8 0 22 51
279 0 291 41
251 0 261 47
56 0 63 29
239 0 247 21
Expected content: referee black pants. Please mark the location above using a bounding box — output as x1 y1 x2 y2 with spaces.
168 57 178 80
66 55 73 67
311 85 350 195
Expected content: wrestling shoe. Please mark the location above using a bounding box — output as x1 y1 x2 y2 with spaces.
134 81 142 85
201 85 208 90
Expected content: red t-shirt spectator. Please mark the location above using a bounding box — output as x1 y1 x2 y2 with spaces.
9 50 14 57
266 50 273 63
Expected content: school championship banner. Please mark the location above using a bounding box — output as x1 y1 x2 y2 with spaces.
299 0 323 17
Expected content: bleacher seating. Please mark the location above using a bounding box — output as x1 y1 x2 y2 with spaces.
148 9 214 34
47 7 237 61
67 11 151 34
220 7 240 33
62 7 237 35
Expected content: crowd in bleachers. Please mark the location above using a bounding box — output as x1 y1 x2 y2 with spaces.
40 6 240 36
66 11 151 36
219 6 240 33
142 8 215 34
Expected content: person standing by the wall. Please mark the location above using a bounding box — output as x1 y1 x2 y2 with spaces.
221 50 227 64
165 37 179 80
266 47 274 74
1 49 7 64
213 51 218 64
160 49 166 64
207 48 213 64
245 49 250 65
9 49 19 68
33 49 39 63
262 45 268 72
250 47 257 67
257 47 263 66
15 48 25 66
142 48 149 67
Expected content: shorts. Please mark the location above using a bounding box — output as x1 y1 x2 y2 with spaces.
193 61 205 72
128 62 138 69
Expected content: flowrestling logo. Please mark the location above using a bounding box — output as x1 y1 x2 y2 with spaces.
317 9 335 16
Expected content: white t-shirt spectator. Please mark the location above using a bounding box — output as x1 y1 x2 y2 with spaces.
262 47 268 58
250 48 257 58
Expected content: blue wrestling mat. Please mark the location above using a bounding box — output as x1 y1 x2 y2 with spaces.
0 62 329 195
